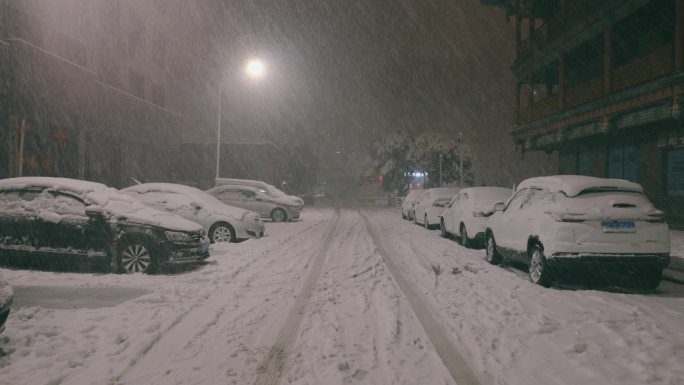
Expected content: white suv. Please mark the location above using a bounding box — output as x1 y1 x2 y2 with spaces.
484 175 670 288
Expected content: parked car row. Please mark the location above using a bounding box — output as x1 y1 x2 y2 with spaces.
0 176 303 335
403 175 671 289
0 176 301 276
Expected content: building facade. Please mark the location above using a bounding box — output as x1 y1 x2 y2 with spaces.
0 0 223 188
483 0 684 227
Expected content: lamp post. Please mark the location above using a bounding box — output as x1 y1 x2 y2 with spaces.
216 58 266 181
458 132 464 187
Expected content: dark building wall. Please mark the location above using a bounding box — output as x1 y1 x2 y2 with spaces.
1 0 223 187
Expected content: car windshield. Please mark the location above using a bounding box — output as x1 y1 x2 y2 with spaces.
264 186 288 199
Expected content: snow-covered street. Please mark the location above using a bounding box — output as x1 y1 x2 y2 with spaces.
1 208 684 385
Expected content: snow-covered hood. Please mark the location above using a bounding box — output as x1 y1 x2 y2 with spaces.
96 201 204 232
273 196 302 207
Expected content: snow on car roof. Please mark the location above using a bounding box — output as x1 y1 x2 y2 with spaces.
0 176 108 197
516 175 643 197
427 187 460 197
0 177 202 232
460 187 512 202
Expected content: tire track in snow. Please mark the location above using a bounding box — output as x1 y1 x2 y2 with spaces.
252 211 340 385
360 210 482 385
103 212 333 385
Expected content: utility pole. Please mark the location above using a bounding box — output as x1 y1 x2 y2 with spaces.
438 153 442 187
458 132 463 187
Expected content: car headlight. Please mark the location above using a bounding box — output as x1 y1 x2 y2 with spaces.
165 231 193 242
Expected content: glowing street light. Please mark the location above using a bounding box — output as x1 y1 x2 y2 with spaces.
244 58 266 79
216 57 267 180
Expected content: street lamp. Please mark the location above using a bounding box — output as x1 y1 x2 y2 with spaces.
458 132 464 187
216 58 267 180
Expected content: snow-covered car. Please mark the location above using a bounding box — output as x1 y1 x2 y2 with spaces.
215 178 304 208
484 175 670 288
0 271 12 334
206 184 301 222
122 183 264 243
0 177 209 274
440 187 511 247
413 187 460 229
400 189 425 220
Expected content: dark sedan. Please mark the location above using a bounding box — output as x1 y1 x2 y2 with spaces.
0 177 210 274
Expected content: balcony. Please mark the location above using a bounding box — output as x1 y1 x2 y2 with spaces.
612 44 672 92
516 45 674 126
565 77 604 110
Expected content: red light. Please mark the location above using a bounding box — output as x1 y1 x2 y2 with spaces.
416 183 421 188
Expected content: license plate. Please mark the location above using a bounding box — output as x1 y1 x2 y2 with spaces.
601 221 636 233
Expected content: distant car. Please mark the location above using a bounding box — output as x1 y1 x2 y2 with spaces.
0 271 12 334
484 175 670 288
0 177 209 274
122 183 265 243
215 178 304 208
207 184 301 222
414 187 460 229
440 187 511 247
401 189 425 220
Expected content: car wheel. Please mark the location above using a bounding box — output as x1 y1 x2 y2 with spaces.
424 215 429 229
459 224 468 248
440 219 448 238
485 233 501 265
210 222 235 243
529 244 552 287
271 208 287 222
121 239 156 274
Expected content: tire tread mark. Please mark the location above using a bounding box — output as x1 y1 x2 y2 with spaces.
360 210 482 385
253 211 340 385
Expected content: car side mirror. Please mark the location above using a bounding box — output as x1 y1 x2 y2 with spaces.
494 202 505 212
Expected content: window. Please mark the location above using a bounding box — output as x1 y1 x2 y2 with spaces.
607 144 637 182
578 144 591 176
505 189 529 212
50 192 86 217
666 148 684 197
240 190 256 199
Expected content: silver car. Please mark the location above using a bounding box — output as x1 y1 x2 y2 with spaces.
122 183 265 243
206 185 301 222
